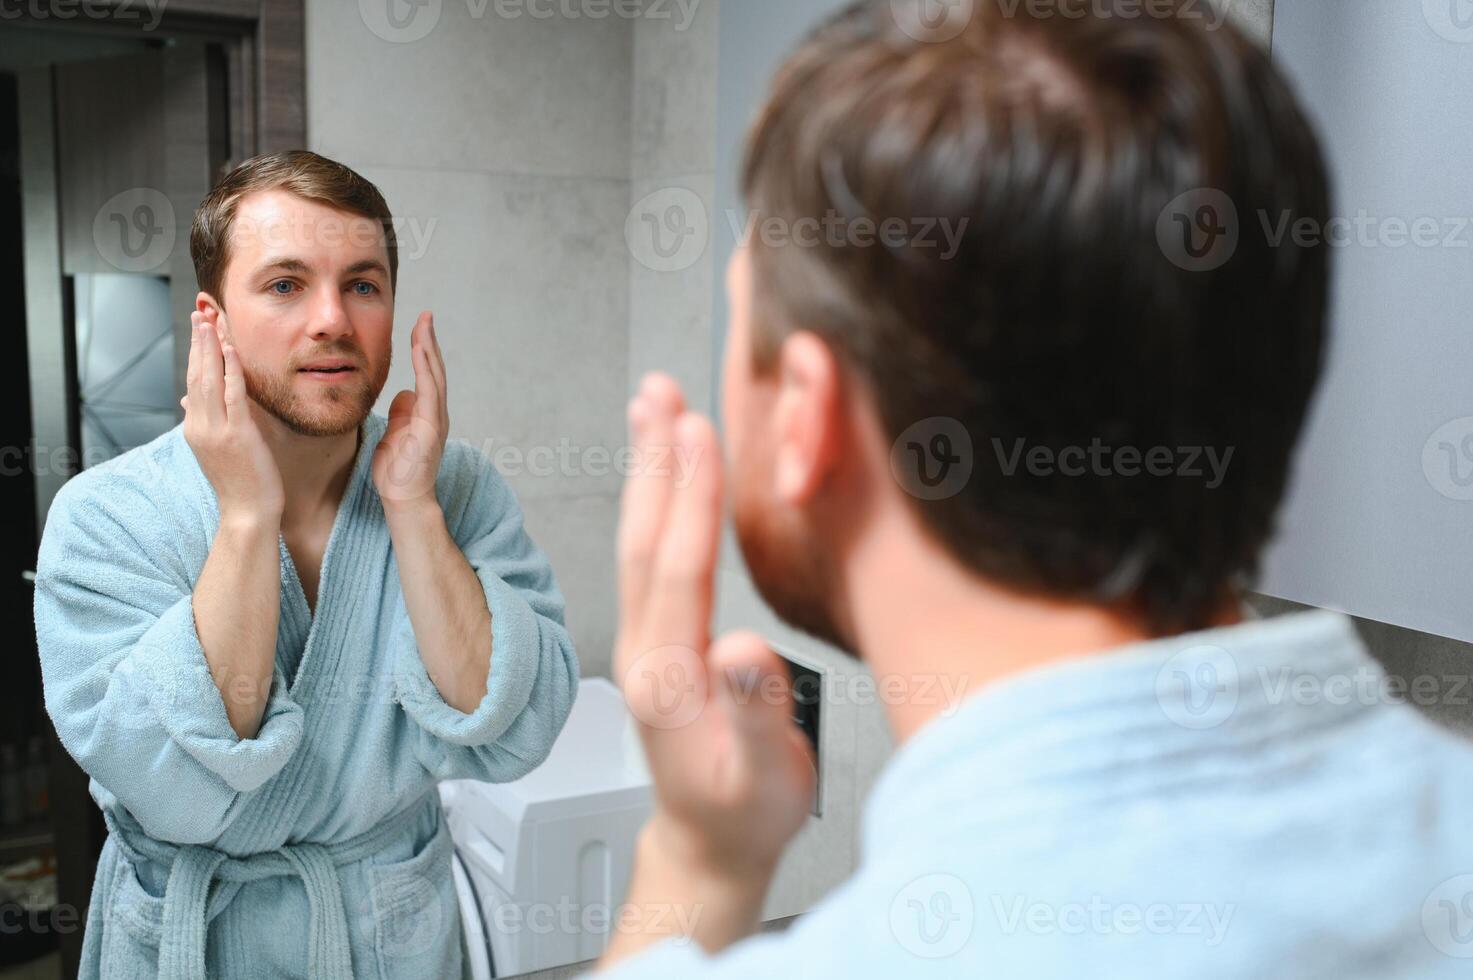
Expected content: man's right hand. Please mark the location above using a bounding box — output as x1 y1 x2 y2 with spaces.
182 310 284 527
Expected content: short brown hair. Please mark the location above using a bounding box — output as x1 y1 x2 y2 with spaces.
190 150 398 304
742 0 1332 634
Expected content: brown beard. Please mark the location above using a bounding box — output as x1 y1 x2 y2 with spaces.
731 462 856 657
242 342 390 438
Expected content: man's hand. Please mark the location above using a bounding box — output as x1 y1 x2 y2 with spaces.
182 309 284 740
602 374 816 965
372 311 448 512
375 312 494 713
183 310 284 526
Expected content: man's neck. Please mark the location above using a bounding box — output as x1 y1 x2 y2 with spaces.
251 403 362 532
846 509 1241 746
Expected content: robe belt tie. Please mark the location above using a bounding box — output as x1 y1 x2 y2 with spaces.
104 797 433 980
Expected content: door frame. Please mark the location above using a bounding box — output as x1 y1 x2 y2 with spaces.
5 0 306 168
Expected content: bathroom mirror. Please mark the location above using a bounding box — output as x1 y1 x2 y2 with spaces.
5 3 803 979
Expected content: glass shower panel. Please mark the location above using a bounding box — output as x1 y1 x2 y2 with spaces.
72 273 176 465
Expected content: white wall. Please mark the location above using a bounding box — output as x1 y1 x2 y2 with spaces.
1259 0 1473 645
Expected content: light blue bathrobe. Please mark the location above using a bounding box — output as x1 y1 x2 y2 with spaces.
34 413 580 979
603 609 1473 978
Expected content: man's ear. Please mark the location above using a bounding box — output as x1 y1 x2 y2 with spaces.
772 330 843 506
195 292 221 316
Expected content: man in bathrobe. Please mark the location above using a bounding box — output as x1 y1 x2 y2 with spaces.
593 3 1473 979
34 150 579 979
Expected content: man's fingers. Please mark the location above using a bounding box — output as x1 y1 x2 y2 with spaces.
198 315 226 426
410 315 439 422
185 313 203 417
617 373 687 626
711 630 817 800
644 410 723 647
221 343 249 424
202 316 227 424
422 312 448 423
711 630 796 736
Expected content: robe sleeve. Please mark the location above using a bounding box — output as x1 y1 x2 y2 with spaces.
33 471 305 845
392 440 580 782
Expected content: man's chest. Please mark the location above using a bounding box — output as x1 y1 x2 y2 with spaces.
282 526 331 614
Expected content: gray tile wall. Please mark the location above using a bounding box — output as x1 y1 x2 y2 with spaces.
627 0 720 411
307 0 636 682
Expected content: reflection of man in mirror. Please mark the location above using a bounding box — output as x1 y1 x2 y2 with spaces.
597 1 1473 978
34 150 579 979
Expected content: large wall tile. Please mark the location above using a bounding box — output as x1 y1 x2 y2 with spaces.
359 165 632 502
631 0 721 179
307 0 633 178
521 492 621 682
627 174 716 411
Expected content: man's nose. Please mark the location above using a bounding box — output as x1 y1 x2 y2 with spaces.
308 290 353 340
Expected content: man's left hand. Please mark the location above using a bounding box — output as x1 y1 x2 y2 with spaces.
602 373 817 965
373 311 449 510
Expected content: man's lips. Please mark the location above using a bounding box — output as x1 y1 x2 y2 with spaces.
297 361 359 374
297 360 362 382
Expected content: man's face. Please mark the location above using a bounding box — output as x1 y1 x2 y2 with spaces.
210 189 394 437
722 246 851 653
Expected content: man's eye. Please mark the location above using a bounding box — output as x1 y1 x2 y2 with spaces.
352 281 378 296
269 280 295 295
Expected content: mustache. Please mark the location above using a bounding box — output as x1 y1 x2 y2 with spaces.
287 341 369 369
